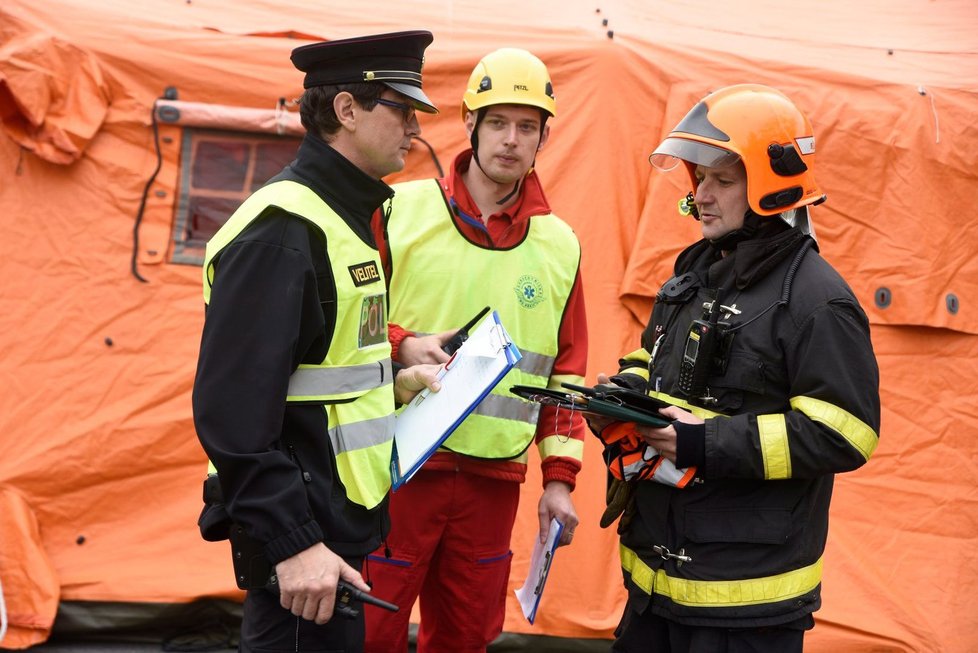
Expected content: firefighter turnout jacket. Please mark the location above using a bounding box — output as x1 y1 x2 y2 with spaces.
615 226 880 627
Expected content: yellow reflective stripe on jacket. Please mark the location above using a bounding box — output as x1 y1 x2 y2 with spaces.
620 348 651 381
386 178 580 459
649 391 724 420
620 544 823 607
537 374 587 460
538 433 585 460
202 180 394 509
548 373 584 391
652 391 876 478
791 396 878 460
757 413 791 479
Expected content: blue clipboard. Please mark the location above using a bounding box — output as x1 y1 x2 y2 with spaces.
390 310 521 489
514 517 564 624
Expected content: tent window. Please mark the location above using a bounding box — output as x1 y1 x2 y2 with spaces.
171 129 300 265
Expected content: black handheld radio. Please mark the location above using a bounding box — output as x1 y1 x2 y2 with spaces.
267 574 399 619
229 524 399 619
677 290 723 400
441 305 491 355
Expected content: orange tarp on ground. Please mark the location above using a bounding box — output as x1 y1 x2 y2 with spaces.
1 1 977 651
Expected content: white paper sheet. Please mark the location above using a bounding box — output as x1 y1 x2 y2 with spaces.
391 310 520 488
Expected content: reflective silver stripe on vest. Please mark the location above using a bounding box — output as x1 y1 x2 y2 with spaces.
287 359 393 398
516 349 557 379
328 414 396 454
471 393 540 424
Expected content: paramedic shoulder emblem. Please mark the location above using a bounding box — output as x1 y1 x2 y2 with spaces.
514 274 545 309
349 261 381 287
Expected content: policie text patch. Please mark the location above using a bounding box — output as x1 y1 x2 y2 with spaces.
358 293 387 348
348 261 382 287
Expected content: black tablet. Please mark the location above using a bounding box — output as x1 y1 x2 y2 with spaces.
511 384 671 428
509 384 586 410
561 382 673 415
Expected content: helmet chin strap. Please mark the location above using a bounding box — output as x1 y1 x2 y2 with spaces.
495 178 523 206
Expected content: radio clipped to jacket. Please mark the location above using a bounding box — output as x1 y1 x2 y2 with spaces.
677 289 732 402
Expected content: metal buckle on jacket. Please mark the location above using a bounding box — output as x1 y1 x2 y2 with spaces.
655 272 699 304
653 544 692 567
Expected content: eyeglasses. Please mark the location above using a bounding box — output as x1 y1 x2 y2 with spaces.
374 97 417 123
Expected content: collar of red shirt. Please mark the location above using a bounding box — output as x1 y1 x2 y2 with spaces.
442 149 552 230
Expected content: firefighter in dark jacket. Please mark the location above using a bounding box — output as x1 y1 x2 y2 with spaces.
192 31 442 653
597 84 881 652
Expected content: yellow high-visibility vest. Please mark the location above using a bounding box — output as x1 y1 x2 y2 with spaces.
203 180 394 509
386 179 580 459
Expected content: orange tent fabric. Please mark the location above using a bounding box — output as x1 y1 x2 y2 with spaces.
1 1 977 651
0 487 60 648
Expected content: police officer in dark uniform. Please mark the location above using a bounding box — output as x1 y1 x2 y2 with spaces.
597 84 881 652
192 31 441 652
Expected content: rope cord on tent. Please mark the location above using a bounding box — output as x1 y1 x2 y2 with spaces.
0 571 8 644
131 96 164 283
412 135 444 178
917 85 941 144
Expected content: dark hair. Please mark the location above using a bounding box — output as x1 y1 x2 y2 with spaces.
298 83 385 139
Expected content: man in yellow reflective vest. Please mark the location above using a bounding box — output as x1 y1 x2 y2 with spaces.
364 48 589 653
192 32 442 653
596 85 880 652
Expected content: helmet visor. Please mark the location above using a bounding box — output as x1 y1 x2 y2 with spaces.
649 137 741 171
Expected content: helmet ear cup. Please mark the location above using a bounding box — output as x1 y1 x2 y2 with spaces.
759 187 804 212
768 143 808 177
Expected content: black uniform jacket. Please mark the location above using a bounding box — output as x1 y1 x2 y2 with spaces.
193 133 394 563
618 225 881 627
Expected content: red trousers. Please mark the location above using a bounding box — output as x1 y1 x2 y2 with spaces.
363 469 520 653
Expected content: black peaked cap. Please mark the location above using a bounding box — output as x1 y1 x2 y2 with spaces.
291 30 438 113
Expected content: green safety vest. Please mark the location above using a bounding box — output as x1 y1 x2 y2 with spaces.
203 180 394 509
386 178 580 459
